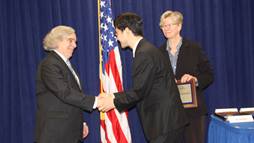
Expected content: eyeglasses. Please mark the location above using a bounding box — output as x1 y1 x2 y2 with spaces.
67 38 77 43
160 23 178 29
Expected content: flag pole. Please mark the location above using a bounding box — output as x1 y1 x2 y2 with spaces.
97 0 105 120
97 1 132 142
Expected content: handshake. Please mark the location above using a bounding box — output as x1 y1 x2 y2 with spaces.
96 93 116 112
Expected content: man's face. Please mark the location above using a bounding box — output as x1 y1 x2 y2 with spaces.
57 33 77 59
115 28 129 48
161 17 182 39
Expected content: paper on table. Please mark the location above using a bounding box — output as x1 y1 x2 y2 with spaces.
227 115 254 123
239 107 254 113
215 108 238 113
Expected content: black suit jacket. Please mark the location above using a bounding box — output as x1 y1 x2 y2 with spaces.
113 39 188 141
159 39 213 118
35 51 95 143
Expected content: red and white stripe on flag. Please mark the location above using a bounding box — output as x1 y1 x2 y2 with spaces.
98 0 132 143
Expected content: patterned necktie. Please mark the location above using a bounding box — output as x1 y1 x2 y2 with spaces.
66 60 81 89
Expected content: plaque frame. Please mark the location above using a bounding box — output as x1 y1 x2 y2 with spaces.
176 79 197 108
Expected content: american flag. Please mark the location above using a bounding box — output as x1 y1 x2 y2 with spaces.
98 0 132 143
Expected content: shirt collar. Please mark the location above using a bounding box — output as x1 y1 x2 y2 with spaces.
166 38 182 52
132 38 143 58
53 49 68 63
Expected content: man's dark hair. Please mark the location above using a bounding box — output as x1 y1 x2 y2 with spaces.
114 12 143 36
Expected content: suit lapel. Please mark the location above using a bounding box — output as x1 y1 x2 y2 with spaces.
175 39 188 78
160 40 186 78
49 51 82 91
161 42 174 71
134 38 145 57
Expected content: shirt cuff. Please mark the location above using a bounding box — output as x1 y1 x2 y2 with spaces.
93 97 98 109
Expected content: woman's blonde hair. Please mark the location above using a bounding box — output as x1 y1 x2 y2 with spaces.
159 10 183 27
43 25 75 51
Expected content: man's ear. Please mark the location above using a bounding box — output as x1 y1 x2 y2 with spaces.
124 27 132 35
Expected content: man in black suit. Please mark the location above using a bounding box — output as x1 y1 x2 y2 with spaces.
98 12 188 143
35 25 98 143
159 10 214 143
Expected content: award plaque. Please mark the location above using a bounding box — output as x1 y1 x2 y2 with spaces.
176 79 197 108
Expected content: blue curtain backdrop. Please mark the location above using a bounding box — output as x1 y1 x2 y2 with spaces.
1 0 254 142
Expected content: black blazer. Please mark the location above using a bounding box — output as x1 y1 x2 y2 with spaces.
113 39 188 141
35 51 95 143
159 39 213 118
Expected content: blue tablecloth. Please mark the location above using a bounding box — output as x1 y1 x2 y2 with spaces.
208 115 254 143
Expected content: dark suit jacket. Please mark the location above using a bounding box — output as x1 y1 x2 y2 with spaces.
35 51 95 143
113 39 188 141
159 39 213 118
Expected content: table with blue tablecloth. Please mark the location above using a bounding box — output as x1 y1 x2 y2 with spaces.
208 114 254 143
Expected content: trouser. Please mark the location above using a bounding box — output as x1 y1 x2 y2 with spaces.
184 115 207 143
150 127 185 143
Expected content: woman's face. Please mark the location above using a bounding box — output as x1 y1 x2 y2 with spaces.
56 33 77 59
161 17 182 39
